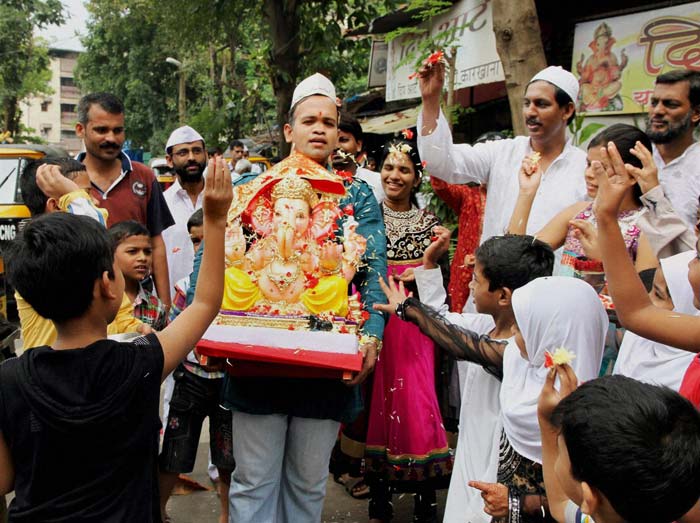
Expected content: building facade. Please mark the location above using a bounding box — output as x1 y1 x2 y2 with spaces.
20 49 82 154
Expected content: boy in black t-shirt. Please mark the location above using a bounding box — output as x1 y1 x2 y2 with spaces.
0 158 231 522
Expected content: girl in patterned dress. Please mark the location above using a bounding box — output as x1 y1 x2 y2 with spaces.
365 139 451 523
509 125 659 374
508 124 658 282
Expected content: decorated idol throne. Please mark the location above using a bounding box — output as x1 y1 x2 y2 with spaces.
197 151 367 379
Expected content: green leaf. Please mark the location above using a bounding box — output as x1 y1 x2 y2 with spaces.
578 122 606 145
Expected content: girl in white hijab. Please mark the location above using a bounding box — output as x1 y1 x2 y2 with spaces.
502 277 607 468
388 276 606 521
613 250 697 390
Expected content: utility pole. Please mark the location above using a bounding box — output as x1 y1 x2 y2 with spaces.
166 57 186 125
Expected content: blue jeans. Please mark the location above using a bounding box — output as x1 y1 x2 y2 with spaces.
228 412 340 523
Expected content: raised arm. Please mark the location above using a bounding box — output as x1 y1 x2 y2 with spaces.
416 59 493 185
157 158 232 380
508 157 542 235
595 142 700 352
627 140 696 258
538 364 580 523
374 276 507 378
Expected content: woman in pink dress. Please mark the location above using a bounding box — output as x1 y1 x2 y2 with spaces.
365 139 451 523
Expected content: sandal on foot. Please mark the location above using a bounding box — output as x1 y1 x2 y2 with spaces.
345 477 371 499
333 472 353 486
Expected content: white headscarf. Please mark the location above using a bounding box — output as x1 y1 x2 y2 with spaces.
614 250 697 389
501 277 606 464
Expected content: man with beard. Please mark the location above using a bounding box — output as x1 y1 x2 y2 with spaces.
417 65 586 523
162 125 207 294
76 92 174 308
646 70 700 228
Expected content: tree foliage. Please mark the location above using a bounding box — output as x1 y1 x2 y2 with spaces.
0 0 64 136
75 0 395 154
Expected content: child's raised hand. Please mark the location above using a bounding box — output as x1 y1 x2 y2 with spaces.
570 219 601 260
36 164 80 200
423 225 451 269
518 156 542 195
537 363 579 424
203 157 233 221
592 142 636 220
626 140 658 194
373 275 412 315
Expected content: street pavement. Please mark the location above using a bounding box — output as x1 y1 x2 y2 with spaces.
166 422 447 522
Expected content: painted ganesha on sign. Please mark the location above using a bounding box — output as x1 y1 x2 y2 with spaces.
222 151 367 320
576 22 628 112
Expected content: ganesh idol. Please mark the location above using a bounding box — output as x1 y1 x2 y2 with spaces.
221 151 367 319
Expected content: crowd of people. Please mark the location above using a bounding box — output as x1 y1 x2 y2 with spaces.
0 53 699 523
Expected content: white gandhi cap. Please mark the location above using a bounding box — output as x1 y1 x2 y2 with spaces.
290 73 337 110
530 66 579 104
166 125 205 154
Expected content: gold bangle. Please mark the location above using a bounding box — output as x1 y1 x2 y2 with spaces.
359 335 382 353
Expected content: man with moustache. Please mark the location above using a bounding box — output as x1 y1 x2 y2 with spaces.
76 92 174 308
416 65 586 523
646 70 700 228
162 126 206 294
417 65 587 252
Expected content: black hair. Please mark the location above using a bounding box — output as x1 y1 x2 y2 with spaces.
77 92 124 125
5 213 115 323
207 146 223 156
338 112 363 143
588 123 651 204
187 208 203 232
554 86 576 126
20 157 89 216
108 220 150 249
552 375 700 523
527 80 576 125
379 139 424 208
229 140 244 150
475 235 554 292
656 70 700 117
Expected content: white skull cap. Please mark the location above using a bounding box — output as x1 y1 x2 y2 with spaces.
530 66 579 104
166 125 205 154
290 73 337 110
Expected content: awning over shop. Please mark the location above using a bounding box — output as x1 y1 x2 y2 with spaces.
358 106 421 134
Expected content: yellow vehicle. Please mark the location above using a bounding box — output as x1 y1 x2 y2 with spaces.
150 157 176 190
0 144 69 323
224 154 272 173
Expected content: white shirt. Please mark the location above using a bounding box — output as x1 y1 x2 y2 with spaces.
417 110 587 243
414 266 501 523
653 141 700 228
162 179 204 295
356 166 384 203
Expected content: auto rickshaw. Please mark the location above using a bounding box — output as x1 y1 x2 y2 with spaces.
0 144 69 325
